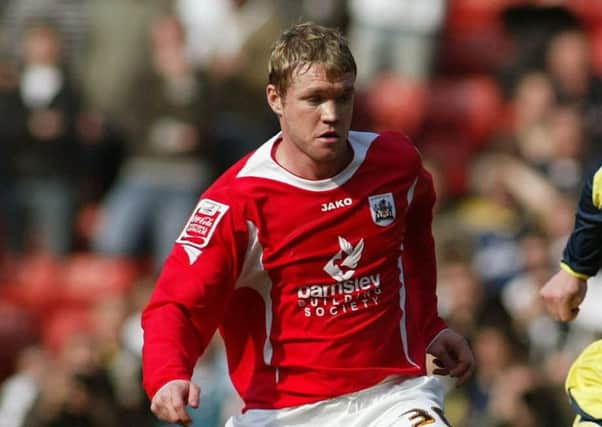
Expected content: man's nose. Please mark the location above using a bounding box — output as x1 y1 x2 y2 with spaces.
321 100 338 123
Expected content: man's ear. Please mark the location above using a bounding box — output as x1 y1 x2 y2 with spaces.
266 84 283 116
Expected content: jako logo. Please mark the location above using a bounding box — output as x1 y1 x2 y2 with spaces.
321 198 352 212
323 236 364 282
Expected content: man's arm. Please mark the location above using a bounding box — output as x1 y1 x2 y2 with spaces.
541 166 602 321
562 167 602 276
142 196 247 424
427 329 474 385
149 379 200 426
540 269 587 322
403 168 447 345
403 166 474 383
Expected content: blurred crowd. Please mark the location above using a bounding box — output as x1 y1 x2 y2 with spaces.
0 0 601 426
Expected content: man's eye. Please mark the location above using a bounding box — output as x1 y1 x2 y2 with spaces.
307 97 322 105
338 93 352 103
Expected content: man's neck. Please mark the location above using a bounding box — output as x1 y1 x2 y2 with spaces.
273 137 353 180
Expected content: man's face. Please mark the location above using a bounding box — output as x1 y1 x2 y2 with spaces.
24 28 61 65
267 63 355 172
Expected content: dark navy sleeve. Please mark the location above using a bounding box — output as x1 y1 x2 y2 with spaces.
562 167 602 278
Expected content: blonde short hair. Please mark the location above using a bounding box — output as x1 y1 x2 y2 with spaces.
268 22 356 96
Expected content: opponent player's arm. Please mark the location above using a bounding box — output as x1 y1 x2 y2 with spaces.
562 166 602 278
541 167 602 321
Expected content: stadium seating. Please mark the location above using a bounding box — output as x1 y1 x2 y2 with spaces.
59 252 141 307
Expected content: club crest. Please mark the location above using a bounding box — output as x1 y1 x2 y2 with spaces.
368 193 396 226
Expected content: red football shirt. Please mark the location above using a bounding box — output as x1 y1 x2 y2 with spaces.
142 130 447 410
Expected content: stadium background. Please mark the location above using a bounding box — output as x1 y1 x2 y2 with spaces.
0 0 601 425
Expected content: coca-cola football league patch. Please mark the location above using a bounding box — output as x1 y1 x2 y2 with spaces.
177 198 229 264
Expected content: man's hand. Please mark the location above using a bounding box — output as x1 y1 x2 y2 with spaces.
427 329 474 386
540 269 587 321
150 379 200 426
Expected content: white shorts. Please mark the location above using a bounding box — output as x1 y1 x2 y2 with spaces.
226 376 450 427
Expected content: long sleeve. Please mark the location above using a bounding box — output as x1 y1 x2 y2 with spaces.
402 167 447 350
141 195 248 399
562 166 602 278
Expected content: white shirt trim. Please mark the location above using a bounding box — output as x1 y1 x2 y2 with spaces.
236 131 379 191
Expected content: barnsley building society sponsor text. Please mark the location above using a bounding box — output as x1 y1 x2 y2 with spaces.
297 274 382 317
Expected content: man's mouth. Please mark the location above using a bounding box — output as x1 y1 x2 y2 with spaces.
319 131 340 139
